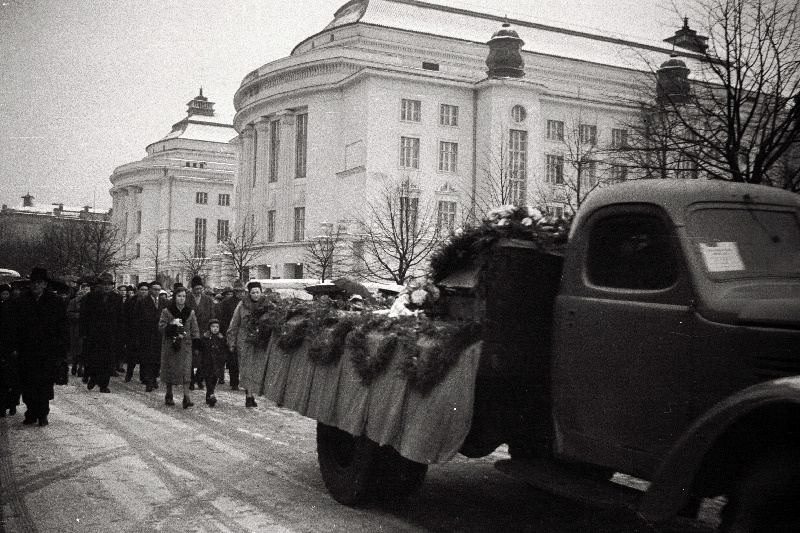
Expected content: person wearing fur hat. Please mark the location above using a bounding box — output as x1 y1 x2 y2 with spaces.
197 318 227 407
158 286 200 408
7 268 69 426
226 281 272 407
79 272 123 393
186 275 214 390
217 279 245 390
123 282 150 383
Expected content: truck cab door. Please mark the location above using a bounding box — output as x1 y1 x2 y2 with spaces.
552 204 695 478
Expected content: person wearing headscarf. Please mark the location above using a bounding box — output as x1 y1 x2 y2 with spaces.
158 286 200 408
7 268 69 426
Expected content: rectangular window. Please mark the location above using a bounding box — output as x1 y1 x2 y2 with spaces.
269 119 280 183
400 99 421 122
546 154 565 184
194 218 207 257
612 128 629 148
437 200 457 233
135 243 141 258
580 124 597 146
546 120 565 141
267 210 276 242
216 219 229 243
610 163 629 182
293 207 305 242
252 128 258 187
438 141 458 172
399 136 420 169
439 104 458 126
399 195 419 230
295 113 308 179
195 192 208 205
582 160 598 188
509 129 528 204
218 193 230 206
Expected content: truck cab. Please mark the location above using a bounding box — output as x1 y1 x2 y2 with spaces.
549 180 800 524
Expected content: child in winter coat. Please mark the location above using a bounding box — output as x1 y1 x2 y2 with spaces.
198 319 228 407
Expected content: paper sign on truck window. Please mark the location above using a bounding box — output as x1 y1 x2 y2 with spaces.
699 242 746 272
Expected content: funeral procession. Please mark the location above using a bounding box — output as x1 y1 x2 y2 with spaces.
1 0 799 531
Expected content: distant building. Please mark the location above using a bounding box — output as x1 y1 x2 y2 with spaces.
109 90 236 287
1 193 110 240
230 0 707 280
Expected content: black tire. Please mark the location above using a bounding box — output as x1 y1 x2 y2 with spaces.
375 446 428 501
316 422 381 505
719 443 800 532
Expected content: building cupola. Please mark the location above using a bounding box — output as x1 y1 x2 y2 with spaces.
486 23 525 79
21 192 34 207
664 18 708 54
186 88 215 117
656 53 691 105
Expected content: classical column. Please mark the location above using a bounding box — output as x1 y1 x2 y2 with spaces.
239 126 255 225
253 119 271 230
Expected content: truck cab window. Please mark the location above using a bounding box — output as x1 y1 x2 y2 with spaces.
587 214 677 290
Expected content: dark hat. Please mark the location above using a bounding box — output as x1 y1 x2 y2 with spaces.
117 285 127 290
232 279 245 291
29 267 49 282
149 280 162 288
191 275 203 288
137 281 150 289
0 283 11 294
247 281 262 291
126 285 135 291
209 318 220 327
172 282 184 292
222 286 233 295
98 272 114 284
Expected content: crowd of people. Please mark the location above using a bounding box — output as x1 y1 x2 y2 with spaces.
0 268 256 426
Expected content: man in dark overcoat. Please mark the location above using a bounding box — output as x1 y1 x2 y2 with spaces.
186 275 215 389
123 282 149 382
79 272 123 393
217 280 246 390
9 268 69 426
134 280 165 392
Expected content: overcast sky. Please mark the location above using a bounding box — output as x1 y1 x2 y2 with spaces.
0 0 688 210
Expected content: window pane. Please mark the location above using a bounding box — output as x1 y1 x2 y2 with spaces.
587 215 677 290
295 113 308 179
400 137 420 169
269 120 280 182
293 207 305 241
439 141 458 172
401 99 421 122
509 130 528 204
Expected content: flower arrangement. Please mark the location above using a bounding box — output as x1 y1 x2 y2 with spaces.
387 280 442 318
164 319 186 352
428 204 572 284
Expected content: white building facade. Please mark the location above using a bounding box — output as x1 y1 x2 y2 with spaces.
231 0 701 280
110 91 237 288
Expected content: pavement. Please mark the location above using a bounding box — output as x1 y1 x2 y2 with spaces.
0 372 718 533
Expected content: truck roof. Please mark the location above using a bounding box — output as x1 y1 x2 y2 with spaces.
573 180 800 233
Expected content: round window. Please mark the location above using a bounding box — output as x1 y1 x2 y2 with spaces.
511 105 527 123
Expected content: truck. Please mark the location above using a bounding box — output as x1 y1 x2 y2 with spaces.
244 180 800 531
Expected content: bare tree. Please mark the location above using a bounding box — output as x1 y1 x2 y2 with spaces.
622 0 800 187
354 177 442 285
220 223 259 281
145 232 165 285
303 222 348 282
176 246 210 283
80 219 130 276
39 220 85 277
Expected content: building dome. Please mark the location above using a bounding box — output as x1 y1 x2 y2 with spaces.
486 23 525 79
656 54 691 105
659 56 687 70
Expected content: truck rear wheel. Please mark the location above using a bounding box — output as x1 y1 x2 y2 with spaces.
316 422 381 505
718 443 800 532
375 446 428 501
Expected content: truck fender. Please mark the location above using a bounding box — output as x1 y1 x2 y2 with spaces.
638 376 800 522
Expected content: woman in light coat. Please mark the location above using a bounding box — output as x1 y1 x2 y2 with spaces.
226 281 271 407
158 287 200 408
